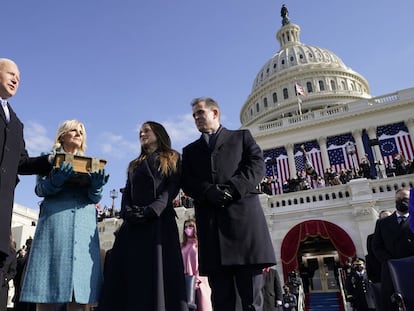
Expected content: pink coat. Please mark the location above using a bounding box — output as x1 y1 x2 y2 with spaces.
182 239 213 311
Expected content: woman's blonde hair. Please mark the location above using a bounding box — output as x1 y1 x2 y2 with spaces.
52 119 87 155
181 218 197 247
128 121 179 176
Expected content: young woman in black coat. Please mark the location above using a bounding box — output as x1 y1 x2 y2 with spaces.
99 121 188 311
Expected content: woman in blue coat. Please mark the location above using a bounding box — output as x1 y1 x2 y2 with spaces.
99 121 188 311
20 119 109 311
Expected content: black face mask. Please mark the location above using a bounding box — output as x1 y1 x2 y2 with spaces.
355 265 364 272
396 198 409 213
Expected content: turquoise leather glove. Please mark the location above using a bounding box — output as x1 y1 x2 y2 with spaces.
89 169 109 190
50 162 74 187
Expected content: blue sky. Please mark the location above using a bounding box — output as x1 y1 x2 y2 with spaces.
4 1 414 210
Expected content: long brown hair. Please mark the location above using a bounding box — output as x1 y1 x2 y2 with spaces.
128 121 179 176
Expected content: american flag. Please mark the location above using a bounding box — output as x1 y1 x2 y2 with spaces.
294 141 323 188
327 134 360 173
295 82 305 96
264 147 290 193
377 122 414 166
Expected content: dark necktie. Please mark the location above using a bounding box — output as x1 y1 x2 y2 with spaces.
204 133 217 149
1 100 10 123
398 216 406 224
208 133 216 149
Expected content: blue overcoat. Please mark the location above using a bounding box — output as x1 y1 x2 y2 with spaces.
20 153 103 304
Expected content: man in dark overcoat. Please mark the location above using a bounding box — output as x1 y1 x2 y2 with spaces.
372 188 414 311
0 58 52 272
262 267 283 311
182 97 276 311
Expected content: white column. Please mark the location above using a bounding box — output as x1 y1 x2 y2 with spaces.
367 127 386 178
353 129 366 163
286 143 296 177
318 136 330 172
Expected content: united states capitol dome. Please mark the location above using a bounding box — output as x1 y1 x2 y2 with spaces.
241 5 371 127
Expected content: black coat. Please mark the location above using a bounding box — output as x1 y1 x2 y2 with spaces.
372 212 414 262
182 127 276 274
99 152 188 311
372 212 414 311
263 268 283 311
365 233 381 283
0 248 16 311
0 104 51 256
345 271 375 310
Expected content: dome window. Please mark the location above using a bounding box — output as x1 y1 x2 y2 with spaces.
290 56 294 62
266 68 270 73
331 80 336 91
319 80 325 91
308 53 313 58
299 54 304 59
256 102 260 112
273 63 277 69
250 108 253 116
281 59 285 65
283 88 289 99
263 97 268 108
272 92 278 103
306 82 313 93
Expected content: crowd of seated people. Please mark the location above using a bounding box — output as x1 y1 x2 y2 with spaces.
386 153 414 176
172 153 414 201
259 154 414 196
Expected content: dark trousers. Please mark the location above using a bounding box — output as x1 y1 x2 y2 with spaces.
379 263 396 311
208 266 263 311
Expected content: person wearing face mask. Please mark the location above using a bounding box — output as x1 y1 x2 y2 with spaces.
345 259 375 311
181 219 213 311
372 188 414 311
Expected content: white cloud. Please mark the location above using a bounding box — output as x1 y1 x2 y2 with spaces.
24 121 54 155
162 113 199 151
98 132 139 159
97 114 199 158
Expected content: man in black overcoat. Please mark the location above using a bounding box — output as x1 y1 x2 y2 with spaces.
0 58 52 272
182 97 276 311
372 188 414 311
262 267 283 311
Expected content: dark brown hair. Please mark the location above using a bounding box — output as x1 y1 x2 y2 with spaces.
128 121 179 176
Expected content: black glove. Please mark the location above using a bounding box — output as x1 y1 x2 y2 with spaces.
205 184 234 207
123 206 157 225
123 205 146 224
